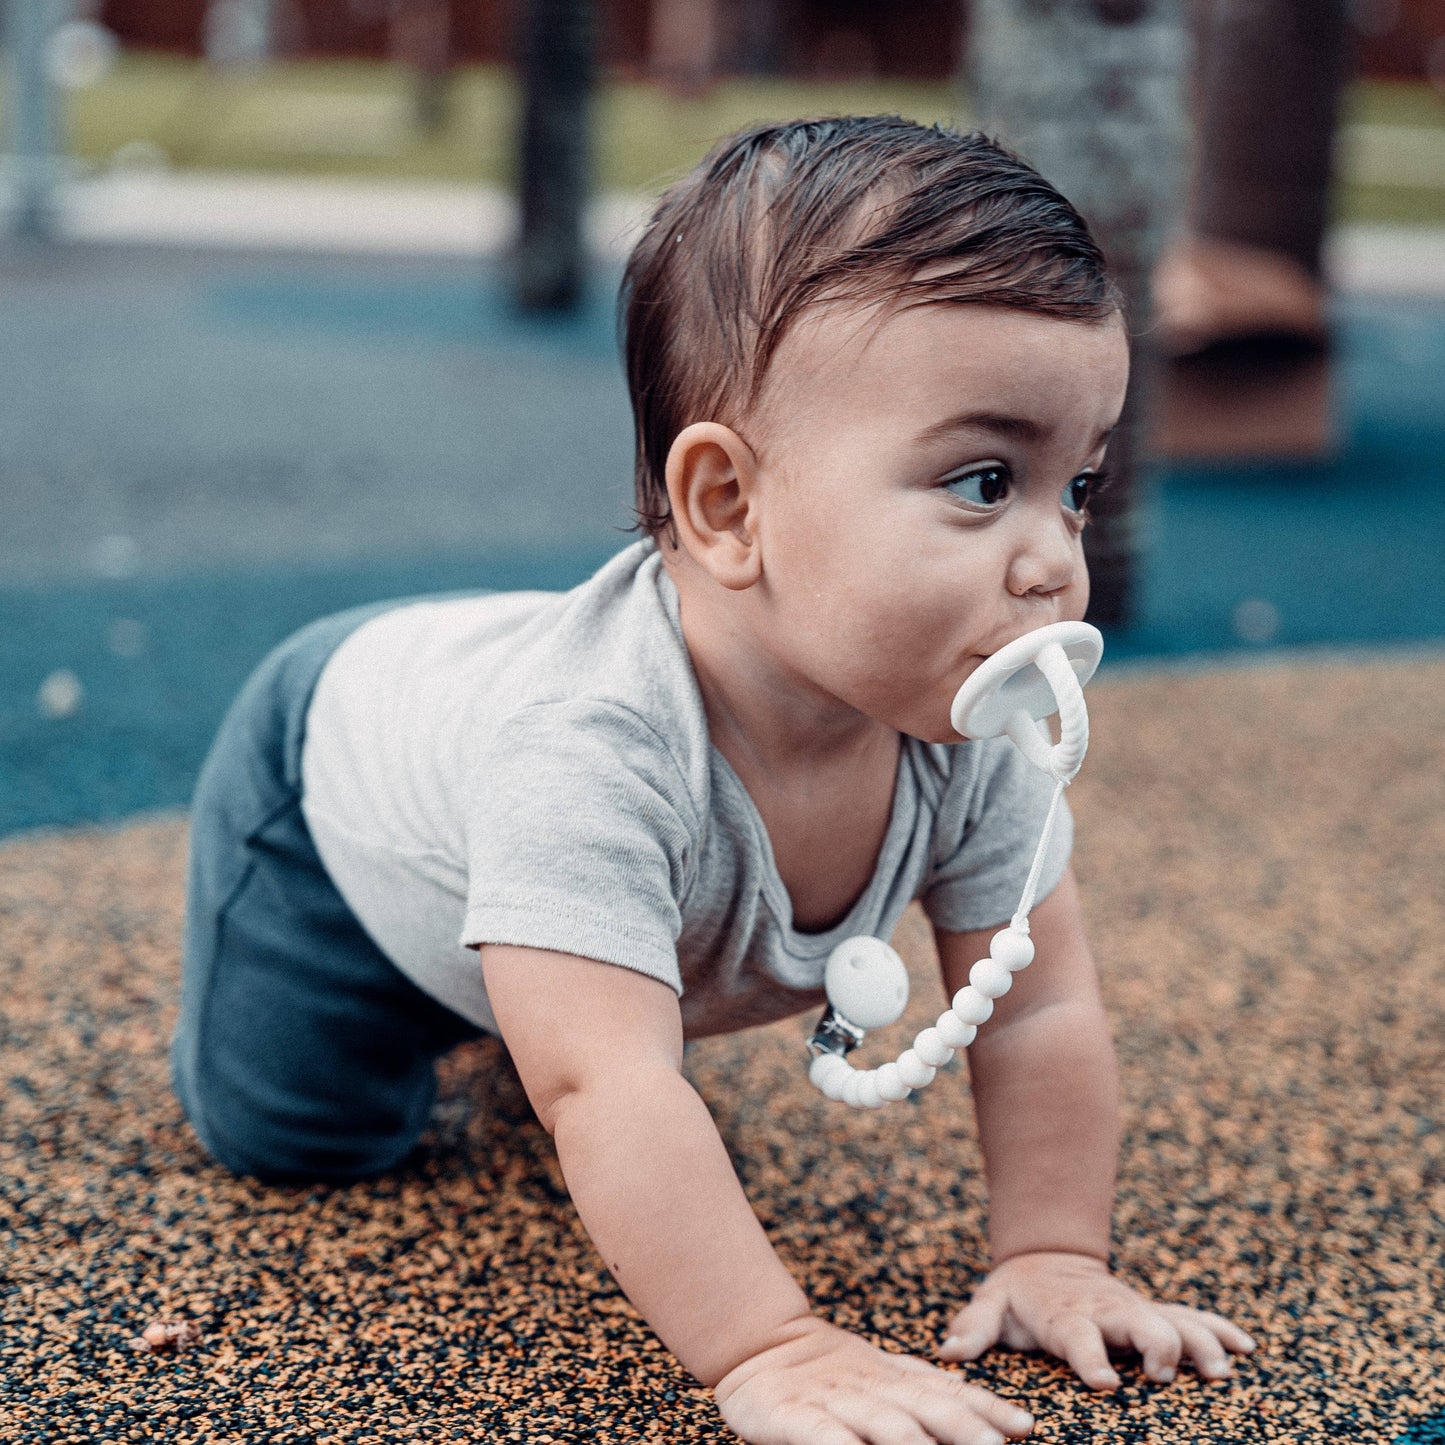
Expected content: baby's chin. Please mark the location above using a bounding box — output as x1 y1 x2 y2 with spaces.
893 712 971 747
891 681 979 746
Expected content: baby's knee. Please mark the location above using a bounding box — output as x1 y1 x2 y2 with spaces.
180 1094 425 1185
170 1035 430 1185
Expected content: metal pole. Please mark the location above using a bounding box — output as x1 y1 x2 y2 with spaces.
4 0 60 240
513 0 595 313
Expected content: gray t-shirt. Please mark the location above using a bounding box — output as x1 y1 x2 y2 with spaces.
300 539 1072 1039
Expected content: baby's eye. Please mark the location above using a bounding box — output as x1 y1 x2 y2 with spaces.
942 463 1010 508
1063 471 1100 515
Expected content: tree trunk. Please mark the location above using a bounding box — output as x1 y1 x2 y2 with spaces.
514 0 595 314
967 0 1190 629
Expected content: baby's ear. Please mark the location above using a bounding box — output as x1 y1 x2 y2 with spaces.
664 422 763 590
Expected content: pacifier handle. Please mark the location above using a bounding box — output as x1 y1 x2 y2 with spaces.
1000 643 1090 782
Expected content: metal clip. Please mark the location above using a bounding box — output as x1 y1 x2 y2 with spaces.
806 1006 865 1059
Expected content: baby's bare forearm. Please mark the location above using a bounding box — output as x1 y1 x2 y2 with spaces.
551 1066 811 1387
966 1000 1122 1265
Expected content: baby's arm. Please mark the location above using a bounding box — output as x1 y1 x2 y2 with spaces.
934 867 1255 1388
482 943 1034 1444
945 867 1120 1268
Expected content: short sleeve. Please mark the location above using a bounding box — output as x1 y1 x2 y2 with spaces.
460 700 698 994
920 736 1074 934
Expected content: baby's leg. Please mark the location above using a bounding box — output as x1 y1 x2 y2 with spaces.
170 608 481 1184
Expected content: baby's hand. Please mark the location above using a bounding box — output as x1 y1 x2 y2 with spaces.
939 1251 1256 1390
714 1316 1034 1445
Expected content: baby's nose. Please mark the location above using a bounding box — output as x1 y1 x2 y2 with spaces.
1007 532 1079 600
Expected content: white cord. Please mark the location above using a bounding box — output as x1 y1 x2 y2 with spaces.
1012 779 1067 931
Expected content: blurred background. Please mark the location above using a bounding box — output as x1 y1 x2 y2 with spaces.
0 0 1442 836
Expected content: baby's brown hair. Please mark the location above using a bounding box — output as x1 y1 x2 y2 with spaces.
619 114 1121 542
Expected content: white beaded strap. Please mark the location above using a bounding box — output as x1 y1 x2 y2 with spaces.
808 622 1100 1109
808 776 1067 1111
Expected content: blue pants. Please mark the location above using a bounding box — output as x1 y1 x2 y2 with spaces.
170 602 483 1183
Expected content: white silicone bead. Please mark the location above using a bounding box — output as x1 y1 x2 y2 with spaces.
969 958 1014 1000
874 1061 912 1101
811 1053 851 1100
896 1048 936 1089
842 1070 868 1108
912 1027 954 1068
951 984 994 1025
808 1053 837 1089
936 1010 977 1049
856 1072 885 1109
989 928 1035 970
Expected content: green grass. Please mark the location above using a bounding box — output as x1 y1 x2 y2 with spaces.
60 54 962 191
595 75 964 192
45 53 1445 223
1337 78 1445 224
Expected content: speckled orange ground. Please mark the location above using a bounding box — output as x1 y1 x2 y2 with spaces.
2 653 1442 1444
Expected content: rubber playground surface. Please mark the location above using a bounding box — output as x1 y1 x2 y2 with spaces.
0 241 1442 1442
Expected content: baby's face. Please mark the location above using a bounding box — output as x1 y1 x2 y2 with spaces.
747 299 1129 743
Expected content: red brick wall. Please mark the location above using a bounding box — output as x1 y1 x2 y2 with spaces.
1349 0 1445 79
101 0 206 52
96 0 1445 83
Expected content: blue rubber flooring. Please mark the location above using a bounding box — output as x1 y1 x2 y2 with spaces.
0 243 1441 838
1401 1411 1445 1445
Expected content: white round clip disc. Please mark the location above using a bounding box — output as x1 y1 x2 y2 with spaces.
824 937 909 1031
949 621 1103 740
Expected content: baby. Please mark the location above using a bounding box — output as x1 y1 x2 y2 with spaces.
171 115 1255 1444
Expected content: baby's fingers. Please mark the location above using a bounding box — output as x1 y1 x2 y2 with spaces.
855 1387 1030 1445
1161 1308 1257 1381
834 1397 978 1445
1167 1305 1257 1356
1108 1309 1182 1384
908 1385 1035 1444
885 1356 1034 1442
779 1402 871 1445
1051 1315 1120 1392
940 1291 1008 1361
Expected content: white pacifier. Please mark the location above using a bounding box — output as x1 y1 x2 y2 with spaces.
949 619 1103 784
807 621 1104 1109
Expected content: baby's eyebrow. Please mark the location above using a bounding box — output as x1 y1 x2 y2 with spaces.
914 410 1116 450
913 410 1048 447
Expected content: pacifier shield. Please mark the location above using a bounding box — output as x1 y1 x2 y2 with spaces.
949 621 1103 739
